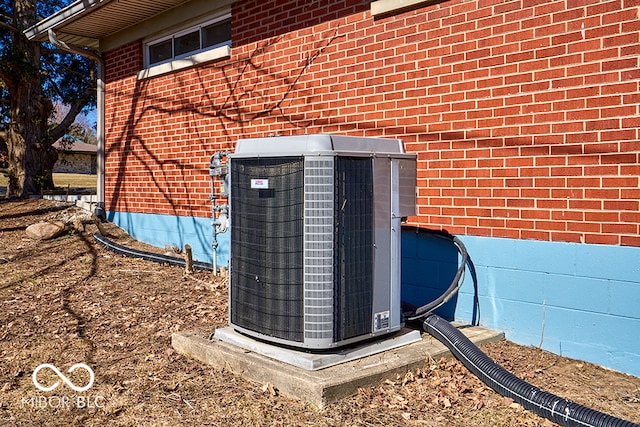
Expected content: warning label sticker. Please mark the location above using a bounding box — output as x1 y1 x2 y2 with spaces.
374 311 390 331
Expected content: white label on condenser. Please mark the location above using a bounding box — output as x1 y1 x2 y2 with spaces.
374 311 390 331
251 179 269 189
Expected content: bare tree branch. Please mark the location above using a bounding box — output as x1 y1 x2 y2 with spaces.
48 83 95 143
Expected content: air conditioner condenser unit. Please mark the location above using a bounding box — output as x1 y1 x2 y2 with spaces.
228 135 416 350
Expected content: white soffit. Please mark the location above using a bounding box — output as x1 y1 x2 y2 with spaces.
24 0 195 50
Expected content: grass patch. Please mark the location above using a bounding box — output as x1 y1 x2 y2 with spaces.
53 173 97 189
0 172 96 190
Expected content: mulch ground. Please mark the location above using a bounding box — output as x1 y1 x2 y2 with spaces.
1 198 639 426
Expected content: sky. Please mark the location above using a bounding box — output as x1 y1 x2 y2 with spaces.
81 108 97 129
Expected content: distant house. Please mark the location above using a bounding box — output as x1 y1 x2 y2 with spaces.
26 0 640 378
53 139 98 174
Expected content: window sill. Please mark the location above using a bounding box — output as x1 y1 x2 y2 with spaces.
370 0 439 17
137 44 231 80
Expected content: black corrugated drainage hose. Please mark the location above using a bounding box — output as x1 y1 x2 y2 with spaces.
423 314 639 427
93 233 213 271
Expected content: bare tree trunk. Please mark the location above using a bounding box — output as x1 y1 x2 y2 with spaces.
5 76 56 197
6 133 57 197
4 0 56 198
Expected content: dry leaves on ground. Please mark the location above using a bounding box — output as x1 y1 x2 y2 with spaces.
0 199 639 426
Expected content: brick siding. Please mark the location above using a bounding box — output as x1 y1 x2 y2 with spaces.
104 0 640 246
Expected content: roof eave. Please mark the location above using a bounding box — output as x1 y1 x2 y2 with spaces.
25 0 233 52
24 0 111 44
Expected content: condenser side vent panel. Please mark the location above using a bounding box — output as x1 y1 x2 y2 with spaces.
302 157 334 342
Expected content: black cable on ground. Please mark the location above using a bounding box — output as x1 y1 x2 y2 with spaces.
423 313 639 427
93 233 213 271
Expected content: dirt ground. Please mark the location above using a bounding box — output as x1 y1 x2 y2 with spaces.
1 199 639 426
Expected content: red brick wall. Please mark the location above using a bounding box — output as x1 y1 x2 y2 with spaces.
104 0 640 246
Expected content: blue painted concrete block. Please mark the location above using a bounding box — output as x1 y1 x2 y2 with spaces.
609 280 640 318
107 211 229 267
576 244 640 282
401 229 462 320
401 229 640 378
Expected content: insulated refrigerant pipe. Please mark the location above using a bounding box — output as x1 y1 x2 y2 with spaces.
423 313 639 427
407 233 468 320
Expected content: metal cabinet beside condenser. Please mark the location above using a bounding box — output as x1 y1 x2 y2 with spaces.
228 135 416 350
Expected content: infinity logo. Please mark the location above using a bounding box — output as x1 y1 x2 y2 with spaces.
32 363 95 392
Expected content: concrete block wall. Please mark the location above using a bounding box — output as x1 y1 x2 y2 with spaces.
106 211 229 267
402 228 640 377
102 0 640 375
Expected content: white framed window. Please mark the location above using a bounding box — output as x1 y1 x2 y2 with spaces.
138 13 231 80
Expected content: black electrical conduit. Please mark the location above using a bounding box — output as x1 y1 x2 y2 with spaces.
414 232 639 427
94 228 638 426
93 233 214 271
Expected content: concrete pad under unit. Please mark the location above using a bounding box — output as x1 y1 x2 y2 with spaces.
171 325 504 408
213 327 423 370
